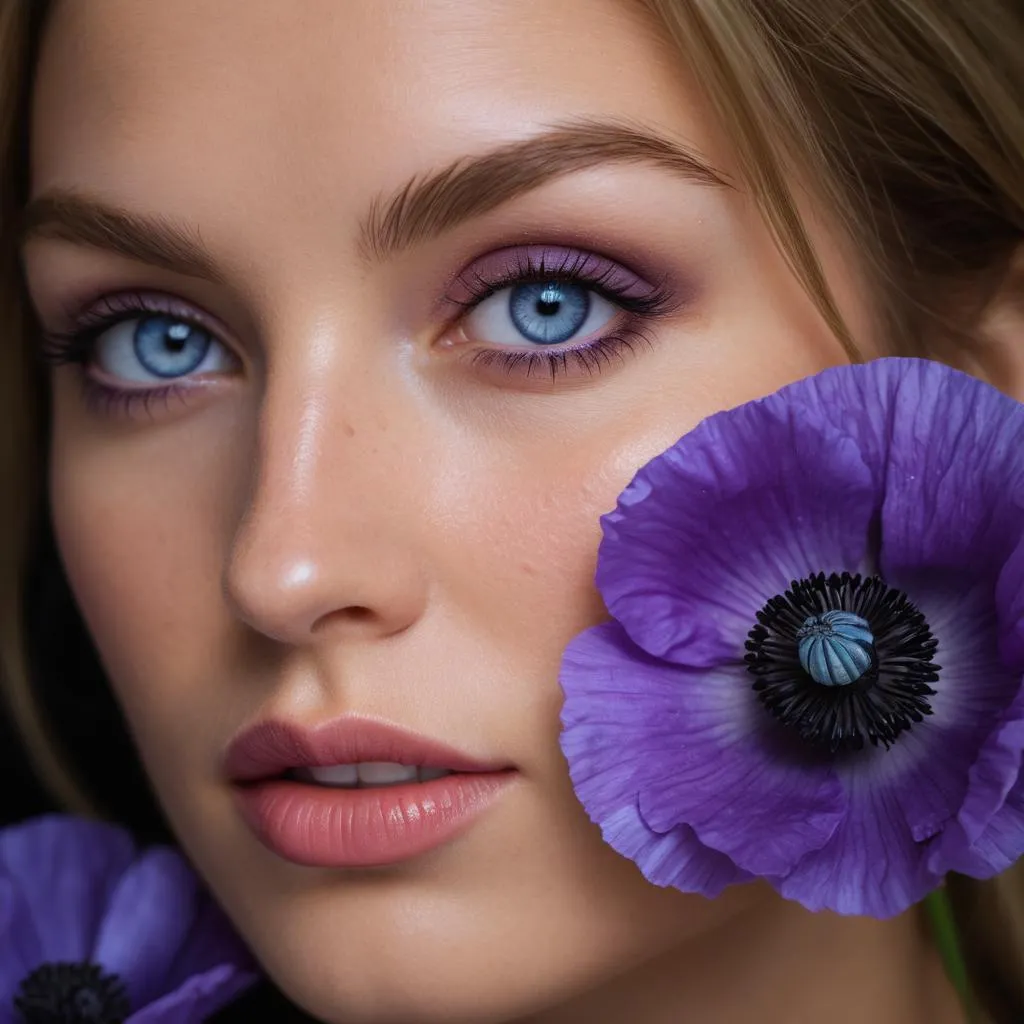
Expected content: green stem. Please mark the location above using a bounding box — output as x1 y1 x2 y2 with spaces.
924 887 975 1022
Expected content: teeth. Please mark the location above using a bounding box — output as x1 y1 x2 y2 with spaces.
292 763 454 788
357 762 419 786
302 764 359 786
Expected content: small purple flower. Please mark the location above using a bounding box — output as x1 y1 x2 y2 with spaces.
560 358 1024 918
1 815 259 1023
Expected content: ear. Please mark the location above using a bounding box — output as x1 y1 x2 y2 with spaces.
947 243 1024 402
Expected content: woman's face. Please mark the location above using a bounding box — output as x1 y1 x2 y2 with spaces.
25 1 877 1021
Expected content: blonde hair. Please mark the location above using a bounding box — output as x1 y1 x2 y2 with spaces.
2 0 1023 1018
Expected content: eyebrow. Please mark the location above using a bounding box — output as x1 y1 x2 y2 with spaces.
20 192 224 283
361 119 730 259
19 119 729 275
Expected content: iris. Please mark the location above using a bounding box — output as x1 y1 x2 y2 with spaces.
133 317 211 378
559 359 1024 917
508 281 590 344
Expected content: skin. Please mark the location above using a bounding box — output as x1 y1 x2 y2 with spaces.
22 1 977 1021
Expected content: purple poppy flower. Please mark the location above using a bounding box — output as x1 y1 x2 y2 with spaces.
560 358 1024 918
1 814 259 1023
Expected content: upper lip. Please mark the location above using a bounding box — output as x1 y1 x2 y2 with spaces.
223 715 509 783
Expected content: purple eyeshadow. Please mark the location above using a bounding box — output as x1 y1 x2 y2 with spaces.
448 245 659 306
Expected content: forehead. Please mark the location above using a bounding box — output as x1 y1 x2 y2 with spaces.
30 0 716 219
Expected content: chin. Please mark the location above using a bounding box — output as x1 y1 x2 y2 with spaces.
163 778 717 1024
236 902 614 1024
191 845 671 1024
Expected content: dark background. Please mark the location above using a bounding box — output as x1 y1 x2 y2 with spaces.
1 522 314 1022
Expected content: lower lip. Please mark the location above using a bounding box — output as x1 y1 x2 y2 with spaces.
234 772 514 868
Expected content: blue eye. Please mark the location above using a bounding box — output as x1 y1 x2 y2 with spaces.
508 282 591 345
134 316 211 377
463 280 618 348
93 314 234 383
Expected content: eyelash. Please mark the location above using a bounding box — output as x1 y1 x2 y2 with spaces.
39 293 224 418
451 248 675 381
38 249 676 409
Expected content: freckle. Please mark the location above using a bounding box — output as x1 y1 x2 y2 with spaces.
342 422 355 438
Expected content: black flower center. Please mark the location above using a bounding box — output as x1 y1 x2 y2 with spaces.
13 962 130 1024
745 572 940 753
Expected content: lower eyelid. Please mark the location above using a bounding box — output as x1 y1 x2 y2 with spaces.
78 377 193 420
464 321 656 384
86 363 234 393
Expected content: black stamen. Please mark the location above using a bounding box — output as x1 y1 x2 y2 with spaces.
745 572 939 753
14 962 130 1024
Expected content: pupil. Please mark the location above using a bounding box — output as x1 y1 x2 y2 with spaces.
165 322 190 353
535 287 562 316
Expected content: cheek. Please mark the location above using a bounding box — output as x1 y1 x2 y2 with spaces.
426 415 687 686
48 383 243 774
440 456 610 631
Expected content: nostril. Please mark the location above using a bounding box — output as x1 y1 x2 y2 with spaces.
344 606 375 622
311 605 376 633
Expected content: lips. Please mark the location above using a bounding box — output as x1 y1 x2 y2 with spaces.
223 715 508 781
224 716 516 868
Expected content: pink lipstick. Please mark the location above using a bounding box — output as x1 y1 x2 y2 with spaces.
224 717 515 868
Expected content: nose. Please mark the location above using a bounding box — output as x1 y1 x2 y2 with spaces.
223 349 429 647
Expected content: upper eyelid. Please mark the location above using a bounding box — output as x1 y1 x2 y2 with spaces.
70 291 229 336
39 290 242 362
442 245 659 307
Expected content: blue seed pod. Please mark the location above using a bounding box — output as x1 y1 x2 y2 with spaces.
797 610 875 687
